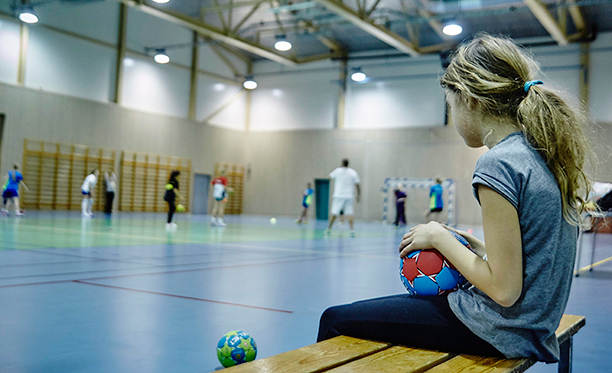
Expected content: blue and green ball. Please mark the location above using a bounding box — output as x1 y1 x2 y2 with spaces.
217 330 257 368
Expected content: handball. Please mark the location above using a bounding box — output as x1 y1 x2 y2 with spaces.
176 204 185 212
399 230 470 296
217 330 257 368
270 218 277 225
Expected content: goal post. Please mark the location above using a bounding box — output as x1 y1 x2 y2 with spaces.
382 177 457 227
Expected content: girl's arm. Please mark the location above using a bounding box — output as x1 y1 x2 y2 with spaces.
21 181 30 192
442 225 486 259
399 185 523 307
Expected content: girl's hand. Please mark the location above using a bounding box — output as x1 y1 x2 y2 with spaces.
399 221 449 258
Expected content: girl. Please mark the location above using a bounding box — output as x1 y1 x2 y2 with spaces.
81 170 99 217
164 170 182 229
317 34 592 363
296 182 314 224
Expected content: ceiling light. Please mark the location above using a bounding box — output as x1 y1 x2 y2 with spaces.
154 49 170 64
274 40 292 52
18 6 38 24
152 0 170 3
243 77 258 90
350 68 367 82
442 23 462 36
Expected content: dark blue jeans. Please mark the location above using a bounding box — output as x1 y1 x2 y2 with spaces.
317 294 504 357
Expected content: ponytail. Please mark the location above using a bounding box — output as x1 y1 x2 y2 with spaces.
517 86 592 225
441 33 594 226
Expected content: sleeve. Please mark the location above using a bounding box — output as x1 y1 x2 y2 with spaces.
353 170 360 184
329 168 337 179
472 155 520 210
211 178 216 185
222 177 228 186
17 172 23 182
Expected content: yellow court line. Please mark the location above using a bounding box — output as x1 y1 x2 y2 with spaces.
574 255 612 275
15 224 198 245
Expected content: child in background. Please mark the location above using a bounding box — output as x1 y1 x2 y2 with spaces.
164 170 182 229
424 177 443 222
211 169 232 227
104 171 117 214
394 185 407 227
2 163 29 216
81 170 99 217
296 182 314 224
318 34 593 363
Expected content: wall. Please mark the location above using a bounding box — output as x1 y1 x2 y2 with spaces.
242 126 487 225
0 1 247 130
0 83 246 209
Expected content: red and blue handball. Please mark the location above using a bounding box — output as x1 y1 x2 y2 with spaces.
400 230 471 296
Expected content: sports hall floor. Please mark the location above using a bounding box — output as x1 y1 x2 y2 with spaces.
0 212 610 372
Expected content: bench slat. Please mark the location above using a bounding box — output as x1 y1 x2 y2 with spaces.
325 346 453 373
422 314 585 373
423 355 535 373
222 336 391 373
555 315 585 344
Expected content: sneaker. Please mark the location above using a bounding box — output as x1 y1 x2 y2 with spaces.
82 213 92 218
295 219 302 224
216 219 227 227
15 211 25 216
1 209 8 215
324 229 331 235
350 231 356 237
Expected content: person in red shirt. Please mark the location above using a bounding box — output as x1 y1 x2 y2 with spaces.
210 169 232 226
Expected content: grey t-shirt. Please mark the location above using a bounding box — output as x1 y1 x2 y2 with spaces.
448 132 577 362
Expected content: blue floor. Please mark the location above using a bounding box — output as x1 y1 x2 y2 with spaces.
0 212 610 372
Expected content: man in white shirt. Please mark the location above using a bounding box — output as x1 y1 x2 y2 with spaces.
326 159 360 236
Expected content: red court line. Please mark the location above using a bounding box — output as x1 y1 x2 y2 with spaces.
73 280 294 314
0 254 337 288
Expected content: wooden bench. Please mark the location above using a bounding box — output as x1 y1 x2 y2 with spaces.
224 314 585 373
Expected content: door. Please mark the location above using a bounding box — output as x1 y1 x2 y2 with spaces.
315 178 330 220
192 173 211 214
0 114 4 170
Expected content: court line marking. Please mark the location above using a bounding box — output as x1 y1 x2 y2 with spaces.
0 254 337 288
574 255 612 275
73 280 294 314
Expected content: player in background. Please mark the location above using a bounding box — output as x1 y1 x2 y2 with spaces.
104 171 117 214
425 177 444 222
325 159 360 237
211 169 233 227
296 182 314 224
81 170 99 217
2 163 29 216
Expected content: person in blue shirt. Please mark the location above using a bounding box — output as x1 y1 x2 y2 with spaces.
296 182 314 224
2 163 29 216
425 177 444 222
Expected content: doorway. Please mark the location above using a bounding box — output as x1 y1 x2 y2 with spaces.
315 178 330 220
192 173 211 214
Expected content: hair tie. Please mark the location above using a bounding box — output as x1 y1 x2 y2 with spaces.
524 80 543 92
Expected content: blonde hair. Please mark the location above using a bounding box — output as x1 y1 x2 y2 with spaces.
440 33 593 226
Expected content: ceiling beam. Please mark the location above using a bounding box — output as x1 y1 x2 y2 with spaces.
409 0 451 42
116 0 298 66
313 0 420 56
567 0 586 34
523 0 568 45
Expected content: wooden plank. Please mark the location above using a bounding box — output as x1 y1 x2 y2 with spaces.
555 314 585 344
224 336 391 372
425 314 584 372
424 355 535 373
327 346 453 373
